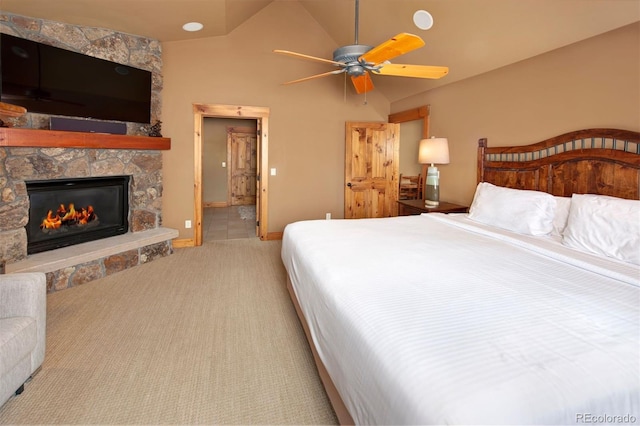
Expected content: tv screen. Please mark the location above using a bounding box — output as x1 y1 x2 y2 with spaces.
1 33 152 123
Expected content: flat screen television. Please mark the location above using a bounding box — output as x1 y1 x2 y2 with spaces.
0 33 152 123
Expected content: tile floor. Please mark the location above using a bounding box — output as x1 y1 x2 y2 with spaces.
202 206 257 241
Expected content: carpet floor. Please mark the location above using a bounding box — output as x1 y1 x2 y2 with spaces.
0 238 337 425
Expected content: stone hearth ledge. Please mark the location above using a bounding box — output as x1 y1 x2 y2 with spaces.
7 227 178 275
6 228 178 273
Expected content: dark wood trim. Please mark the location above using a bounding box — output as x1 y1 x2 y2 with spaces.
477 137 487 184
478 128 640 199
388 105 428 124
0 127 171 150
397 199 468 216
482 128 640 154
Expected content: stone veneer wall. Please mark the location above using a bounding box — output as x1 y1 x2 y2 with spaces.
41 237 173 293
0 13 172 292
1 147 165 260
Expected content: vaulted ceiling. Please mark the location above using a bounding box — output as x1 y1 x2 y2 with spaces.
2 0 638 102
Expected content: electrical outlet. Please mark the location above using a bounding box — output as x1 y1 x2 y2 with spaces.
326 213 331 220
185 220 192 229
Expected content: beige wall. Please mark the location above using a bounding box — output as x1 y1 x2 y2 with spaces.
392 22 640 207
161 1 389 239
162 2 639 239
399 120 423 177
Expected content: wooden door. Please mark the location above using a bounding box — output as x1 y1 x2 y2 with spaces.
227 126 257 206
254 120 262 237
345 122 400 218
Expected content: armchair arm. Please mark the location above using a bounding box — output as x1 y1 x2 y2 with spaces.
0 272 47 372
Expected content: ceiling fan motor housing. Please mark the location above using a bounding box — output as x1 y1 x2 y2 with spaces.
333 44 373 76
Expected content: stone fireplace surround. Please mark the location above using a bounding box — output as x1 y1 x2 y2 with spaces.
1 128 177 292
0 13 178 292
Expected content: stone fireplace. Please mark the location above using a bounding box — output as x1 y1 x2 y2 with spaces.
0 12 177 292
0 129 177 292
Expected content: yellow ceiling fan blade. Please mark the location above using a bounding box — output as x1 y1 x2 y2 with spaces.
351 73 375 94
281 69 346 85
273 49 344 67
375 63 449 79
359 33 425 65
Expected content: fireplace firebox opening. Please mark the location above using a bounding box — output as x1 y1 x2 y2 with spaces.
25 176 130 254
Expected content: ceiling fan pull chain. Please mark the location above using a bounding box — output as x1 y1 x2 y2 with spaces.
363 73 368 105
344 73 347 102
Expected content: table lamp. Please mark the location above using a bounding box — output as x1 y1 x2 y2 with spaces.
418 137 450 207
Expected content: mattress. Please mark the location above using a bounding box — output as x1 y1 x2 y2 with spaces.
281 213 640 425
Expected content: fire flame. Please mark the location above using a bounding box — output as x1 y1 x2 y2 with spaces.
40 203 97 230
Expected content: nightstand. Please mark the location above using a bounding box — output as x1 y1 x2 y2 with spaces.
397 199 468 216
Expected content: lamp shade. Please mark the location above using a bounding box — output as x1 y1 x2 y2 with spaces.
418 137 450 165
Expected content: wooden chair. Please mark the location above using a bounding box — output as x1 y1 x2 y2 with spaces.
399 174 423 200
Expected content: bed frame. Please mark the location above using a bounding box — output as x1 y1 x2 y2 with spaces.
478 128 640 200
289 127 640 425
286 277 355 425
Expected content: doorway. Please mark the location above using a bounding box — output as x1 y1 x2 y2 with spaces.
389 105 431 192
202 121 257 241
193 104 270 246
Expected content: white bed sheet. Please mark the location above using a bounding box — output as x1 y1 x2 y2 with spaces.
281 213 640 425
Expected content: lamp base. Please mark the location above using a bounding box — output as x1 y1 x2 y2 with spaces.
424 168 440 208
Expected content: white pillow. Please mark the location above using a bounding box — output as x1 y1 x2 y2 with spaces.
552 196 572 236
562 194 640 265
468 182 556 236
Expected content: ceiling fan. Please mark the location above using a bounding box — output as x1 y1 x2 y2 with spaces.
273 0 449 94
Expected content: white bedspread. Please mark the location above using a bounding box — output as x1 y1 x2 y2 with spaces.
281 214 640 425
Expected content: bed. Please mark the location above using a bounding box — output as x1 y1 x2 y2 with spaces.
281 128 640 425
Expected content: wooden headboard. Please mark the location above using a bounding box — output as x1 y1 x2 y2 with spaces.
478 128 640 200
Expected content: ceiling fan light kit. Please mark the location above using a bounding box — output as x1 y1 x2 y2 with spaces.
273 0 448 94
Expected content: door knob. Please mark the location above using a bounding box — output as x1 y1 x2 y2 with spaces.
347 182 352 187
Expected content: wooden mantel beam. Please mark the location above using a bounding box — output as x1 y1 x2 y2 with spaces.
0 127 171 150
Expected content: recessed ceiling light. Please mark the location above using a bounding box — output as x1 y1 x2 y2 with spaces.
182 22 204 32
413 10 433 30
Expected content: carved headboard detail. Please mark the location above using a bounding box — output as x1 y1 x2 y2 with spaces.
478 128 640 200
